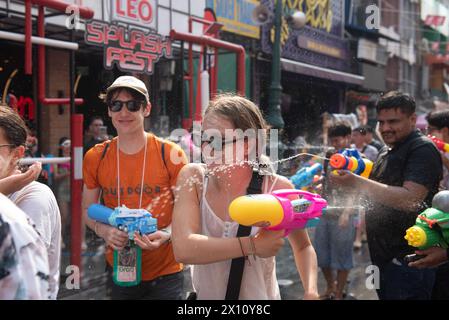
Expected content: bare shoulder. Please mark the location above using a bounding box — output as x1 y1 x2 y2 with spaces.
267 174 294 191
177 163 206 184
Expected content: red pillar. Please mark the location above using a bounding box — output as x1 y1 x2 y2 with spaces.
70 114 84 271
25 0 32 75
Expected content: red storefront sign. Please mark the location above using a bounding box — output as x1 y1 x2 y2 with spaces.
85 20 172 74
112 0 156 29
7 94 35 121
113 0 154 26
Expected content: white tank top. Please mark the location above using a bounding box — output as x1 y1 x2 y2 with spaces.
191 168 281 300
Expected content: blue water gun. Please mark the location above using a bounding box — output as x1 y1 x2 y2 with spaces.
290 163 323 189
88 204 158 239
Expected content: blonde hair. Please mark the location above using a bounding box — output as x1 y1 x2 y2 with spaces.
205 94 274 173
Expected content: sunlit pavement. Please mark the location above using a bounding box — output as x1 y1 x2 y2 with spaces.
276 232 378 300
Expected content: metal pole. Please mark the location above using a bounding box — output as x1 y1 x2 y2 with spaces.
266 0 285 129
37 7 83 106
0 30 80 50
169 30 246 95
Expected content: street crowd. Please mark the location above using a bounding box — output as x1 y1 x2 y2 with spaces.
1 76 449 300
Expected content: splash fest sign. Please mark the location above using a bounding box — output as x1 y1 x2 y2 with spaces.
84 0 172 74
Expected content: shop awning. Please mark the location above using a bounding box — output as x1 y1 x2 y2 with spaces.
280 58 365 86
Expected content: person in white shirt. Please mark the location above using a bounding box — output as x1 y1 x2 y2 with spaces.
0 193 50 299
0 105 61 299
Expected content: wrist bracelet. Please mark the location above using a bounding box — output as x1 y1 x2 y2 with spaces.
249 236 257 257
237 237 246 258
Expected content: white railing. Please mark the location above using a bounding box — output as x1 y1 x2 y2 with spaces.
19 157 71 165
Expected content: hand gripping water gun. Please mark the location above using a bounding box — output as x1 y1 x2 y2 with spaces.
229 190 327 236
290 163 323 190
404 191 449 252
88 204 158 287
329 148 373 178
88 204 158 239
428 135 449 153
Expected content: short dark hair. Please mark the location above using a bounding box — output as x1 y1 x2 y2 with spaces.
426 110 449 130
376 91 416 115
362 125 374 134
89 116 103 126
0 105 27 148
353 126 367 135
58 136 70 157
328 123 352 138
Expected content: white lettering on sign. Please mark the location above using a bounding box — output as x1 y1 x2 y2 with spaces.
113 0 155 28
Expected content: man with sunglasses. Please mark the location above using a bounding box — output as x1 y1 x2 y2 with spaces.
82 76 188 300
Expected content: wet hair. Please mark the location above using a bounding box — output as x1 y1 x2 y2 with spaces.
0 105 27 148
328 123 352 138
205 94 269 132
204 94 271 170
376 91 416 116
426 110 449 130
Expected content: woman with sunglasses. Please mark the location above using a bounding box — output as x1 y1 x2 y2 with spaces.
172 94 319 300
82 76 188 300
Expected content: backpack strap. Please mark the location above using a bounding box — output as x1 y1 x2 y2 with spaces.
225 169 263 300
97 141 111 205
161 141 171 181
161 141 166 167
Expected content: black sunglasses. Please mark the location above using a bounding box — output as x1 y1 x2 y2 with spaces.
192 132 243 150
108 100 144 112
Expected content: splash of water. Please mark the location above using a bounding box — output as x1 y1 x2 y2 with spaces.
148 150 330 209
270 152 330 166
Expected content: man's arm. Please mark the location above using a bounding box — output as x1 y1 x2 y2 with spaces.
82 185 128 250
82 186 101 233
331 143 441 212
331 172 429 212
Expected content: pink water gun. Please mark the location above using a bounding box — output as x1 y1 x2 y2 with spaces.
229 189 328 236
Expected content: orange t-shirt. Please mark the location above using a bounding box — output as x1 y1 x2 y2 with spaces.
83 133 187 281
